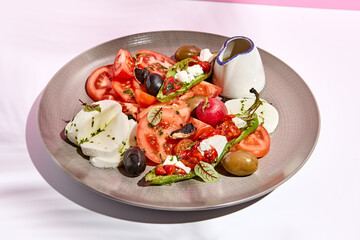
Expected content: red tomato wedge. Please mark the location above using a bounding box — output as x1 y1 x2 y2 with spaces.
112 77 137 103
113 49 135 80
188 117 216 140
136 99 191 122
134 89 158 108
179 81 222 100
136 108 186 164
231 125 270 158
86 65 122 102
134 49 175 79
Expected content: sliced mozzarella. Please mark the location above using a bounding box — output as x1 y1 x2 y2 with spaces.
119 119 138 156
90 154 122 168
225 98 279 133
80 111 129 158
65 100 122 145
88 118 138 169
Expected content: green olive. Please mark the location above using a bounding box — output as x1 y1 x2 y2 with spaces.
221 150 258 176
175 45 201 61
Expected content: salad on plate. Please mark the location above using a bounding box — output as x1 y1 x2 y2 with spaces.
65 43 279 185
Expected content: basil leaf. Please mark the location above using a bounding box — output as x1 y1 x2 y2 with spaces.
194 161 220 183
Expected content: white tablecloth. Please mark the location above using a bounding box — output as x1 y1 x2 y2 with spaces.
1 0 360 239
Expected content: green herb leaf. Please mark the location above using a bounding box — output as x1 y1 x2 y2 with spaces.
147 107 163 126
79 99 101 112
194 161 220 183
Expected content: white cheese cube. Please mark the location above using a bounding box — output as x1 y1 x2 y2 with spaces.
163 155 191 174
199 49 215 62
175 70 194 83
232 116 247 129
187 65 204 77
198 135 228 157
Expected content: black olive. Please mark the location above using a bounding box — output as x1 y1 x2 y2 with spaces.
134 68 150 84
145 73 164 96
123 146 146 177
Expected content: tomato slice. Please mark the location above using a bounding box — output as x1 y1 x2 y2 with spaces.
134 89 158 108
86 65 122 102
135 49 175 79
113 49 135 80
179 81 222 100
232 125 270 158
136 108 186 164
136 99 191 122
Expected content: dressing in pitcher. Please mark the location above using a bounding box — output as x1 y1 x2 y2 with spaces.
213 36 265 98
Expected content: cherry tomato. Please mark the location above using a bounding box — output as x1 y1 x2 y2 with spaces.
86 65 122 102
134 49 175 79
136 108 186 164
134 89 158 108
174 139 194 155
155 165 166 175
113 49 135 80
163 165 176 175
188 117 216 141
231 125 270 158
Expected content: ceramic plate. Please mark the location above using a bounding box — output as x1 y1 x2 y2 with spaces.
37 31 320 211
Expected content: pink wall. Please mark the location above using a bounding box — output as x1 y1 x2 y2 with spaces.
201 0 360 11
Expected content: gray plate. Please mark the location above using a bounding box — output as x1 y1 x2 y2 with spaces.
37 31 320 211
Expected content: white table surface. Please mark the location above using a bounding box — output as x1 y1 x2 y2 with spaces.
2 0 360 239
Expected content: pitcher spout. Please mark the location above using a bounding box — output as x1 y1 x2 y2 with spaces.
216 36 255 65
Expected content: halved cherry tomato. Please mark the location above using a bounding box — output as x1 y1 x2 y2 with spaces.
134 49 175 79
174 139 194 155
86 65 122 102
179 81 222 101
188 117 215 140
113 49 135 80
155 165 166 175
231 125 270 158
163 165 176 175
180 157 198 170
136 108 186 164
134 89 158 108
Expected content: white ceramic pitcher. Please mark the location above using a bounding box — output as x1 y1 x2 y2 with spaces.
213 36 265 98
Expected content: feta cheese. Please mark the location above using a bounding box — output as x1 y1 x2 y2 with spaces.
175 70 193 83
198 135 228 157
232 116 247 129
199 48 215 62
163 155 191 174
187 65 204 77
174 65 204 83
